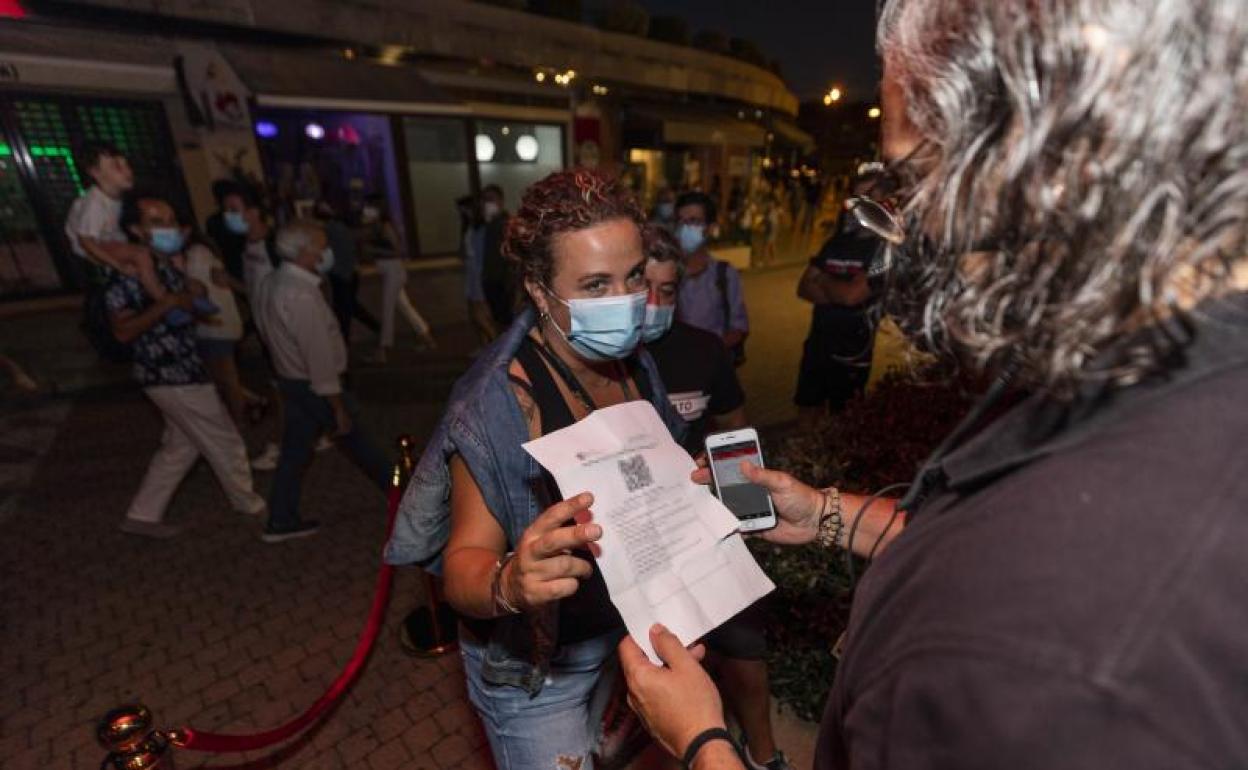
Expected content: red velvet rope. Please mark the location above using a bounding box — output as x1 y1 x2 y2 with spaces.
171 483 403 752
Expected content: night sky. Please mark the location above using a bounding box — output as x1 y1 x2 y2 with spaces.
633 0 882 103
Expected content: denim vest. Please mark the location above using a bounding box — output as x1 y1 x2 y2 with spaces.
384 306 688 694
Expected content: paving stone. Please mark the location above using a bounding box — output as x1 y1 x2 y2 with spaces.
366 737 412 770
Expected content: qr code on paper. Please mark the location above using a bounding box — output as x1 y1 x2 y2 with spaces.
618 454 654 493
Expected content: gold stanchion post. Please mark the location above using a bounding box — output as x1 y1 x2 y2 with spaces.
97 704 176 769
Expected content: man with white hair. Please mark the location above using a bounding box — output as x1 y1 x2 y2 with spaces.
255 220 391 543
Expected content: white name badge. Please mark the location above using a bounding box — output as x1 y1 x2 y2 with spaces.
668 390 712 422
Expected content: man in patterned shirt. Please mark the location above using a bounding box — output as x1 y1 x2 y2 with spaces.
106 193 265 538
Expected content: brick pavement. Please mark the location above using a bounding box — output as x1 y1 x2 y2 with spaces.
0 343 494 768
0 265 815 770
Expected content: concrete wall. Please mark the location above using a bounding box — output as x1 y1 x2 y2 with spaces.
72 0 799 115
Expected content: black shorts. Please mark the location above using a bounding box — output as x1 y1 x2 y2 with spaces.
703 598 768 660
794 311 873 411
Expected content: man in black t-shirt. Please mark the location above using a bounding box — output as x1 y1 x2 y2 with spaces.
640 226 792 770
794 173 886 417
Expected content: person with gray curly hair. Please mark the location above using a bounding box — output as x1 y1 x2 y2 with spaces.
618 1 1248 768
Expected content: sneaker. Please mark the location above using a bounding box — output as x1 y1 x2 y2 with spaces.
315 435 335 452
119 519 182 539
251 442 280 471
260 520 320 543
742 749 794 770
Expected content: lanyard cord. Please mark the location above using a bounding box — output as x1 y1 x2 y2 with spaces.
531 334 636 413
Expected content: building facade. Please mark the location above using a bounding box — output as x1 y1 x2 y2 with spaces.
0 0 808 300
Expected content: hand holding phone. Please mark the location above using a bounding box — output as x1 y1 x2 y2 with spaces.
704 428 777 532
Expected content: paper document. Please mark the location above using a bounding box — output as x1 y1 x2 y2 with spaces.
523 400 774 662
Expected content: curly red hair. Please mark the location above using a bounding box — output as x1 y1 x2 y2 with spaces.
502 168 645 287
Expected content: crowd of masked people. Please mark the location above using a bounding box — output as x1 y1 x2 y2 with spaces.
65 143 397 542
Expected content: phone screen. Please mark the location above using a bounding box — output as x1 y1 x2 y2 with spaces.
709 439 772 522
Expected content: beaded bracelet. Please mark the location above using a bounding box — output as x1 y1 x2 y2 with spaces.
817 487 843 550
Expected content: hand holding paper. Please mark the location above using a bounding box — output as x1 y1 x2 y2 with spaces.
523 401 774 662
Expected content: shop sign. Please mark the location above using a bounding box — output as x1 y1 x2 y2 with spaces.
175 44 251 131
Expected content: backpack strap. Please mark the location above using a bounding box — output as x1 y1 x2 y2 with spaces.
715 260 730 331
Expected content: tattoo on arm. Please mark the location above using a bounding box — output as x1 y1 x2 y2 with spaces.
511 383 541 439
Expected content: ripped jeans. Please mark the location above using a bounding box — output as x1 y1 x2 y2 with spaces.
461 629 623 770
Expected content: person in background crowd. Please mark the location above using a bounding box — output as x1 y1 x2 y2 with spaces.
619 1 1248 768
241 201 278 306
477 184 514 330
108 193 265 539
255 220 391 543
239 201 287 471
65 142 164 300
385 169 687 770
315 199 380 343
182 226 266 429
642 224 746 451
649 187 677 232
460 193 497 345
674 191 749 362
359 194 436 364
793 172 888 418
204 180 250 282
641 225 791 770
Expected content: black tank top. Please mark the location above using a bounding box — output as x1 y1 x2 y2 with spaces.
513 336 655 644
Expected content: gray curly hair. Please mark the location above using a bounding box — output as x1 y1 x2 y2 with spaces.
878 0 1247 395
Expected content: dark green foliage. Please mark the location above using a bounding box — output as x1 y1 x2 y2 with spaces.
729 37 767 68
692 29 730 55
647 15 691 46
531 0 582 22
758 367 977 719
598 0 649 36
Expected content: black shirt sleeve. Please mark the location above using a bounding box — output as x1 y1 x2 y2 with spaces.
707 339 745 416
829 653 1212 770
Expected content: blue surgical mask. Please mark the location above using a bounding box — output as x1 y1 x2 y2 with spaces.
317 246 335 274
656 202 675 220
641 303 675 343
545 288 647 362
149 227 184 254
677 223 705 254
224 210 248 235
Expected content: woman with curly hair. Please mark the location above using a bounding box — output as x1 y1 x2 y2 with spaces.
386 169 687 769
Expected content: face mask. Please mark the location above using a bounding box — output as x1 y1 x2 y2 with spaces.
545 288 647 362
482 201 501 220
149 227 185 254
656 202 675 220
317 247 335 274
677 223 705 254
641 303 675 343
224 210 248 235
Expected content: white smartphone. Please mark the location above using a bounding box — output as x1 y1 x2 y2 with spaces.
705 428 777 533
